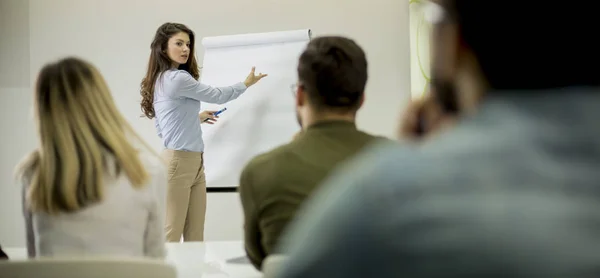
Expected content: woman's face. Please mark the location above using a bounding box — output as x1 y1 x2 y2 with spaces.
166 31 190 67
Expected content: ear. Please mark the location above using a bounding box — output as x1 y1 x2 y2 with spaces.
296 86 305 107
357 93 365 109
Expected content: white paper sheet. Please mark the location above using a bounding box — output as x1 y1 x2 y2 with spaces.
200 29 311 188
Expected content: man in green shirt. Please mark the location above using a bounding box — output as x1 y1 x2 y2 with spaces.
238 36 388 270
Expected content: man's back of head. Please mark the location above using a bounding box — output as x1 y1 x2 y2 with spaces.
294 36 368 128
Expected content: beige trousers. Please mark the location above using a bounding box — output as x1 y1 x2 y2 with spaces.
162 149 206 242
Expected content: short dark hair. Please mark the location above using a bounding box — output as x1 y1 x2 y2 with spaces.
446 0 600 90
297 36 367 112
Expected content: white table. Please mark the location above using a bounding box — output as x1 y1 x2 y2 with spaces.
4 241 262 278
166 241 261 278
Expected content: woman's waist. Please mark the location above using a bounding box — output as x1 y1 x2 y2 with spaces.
162 148 204 158
162 137 204 153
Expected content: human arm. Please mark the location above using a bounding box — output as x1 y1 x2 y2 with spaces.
238 161 268 270
143 162 167 259
173 67 267 104
144 197 166 258
155 119 162 139
21 181 36 258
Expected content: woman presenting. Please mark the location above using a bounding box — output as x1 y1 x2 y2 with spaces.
140 22 267 242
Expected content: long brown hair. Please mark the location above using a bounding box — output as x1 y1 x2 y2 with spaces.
17 57 155 214
140 22 200 119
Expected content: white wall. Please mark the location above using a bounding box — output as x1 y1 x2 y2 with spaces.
0 0 29 87
0 0 410 247
0 0 35 248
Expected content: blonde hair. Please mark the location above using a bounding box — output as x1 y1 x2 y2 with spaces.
17 57 156 214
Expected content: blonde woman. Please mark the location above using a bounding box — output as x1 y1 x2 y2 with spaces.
17 57 166 258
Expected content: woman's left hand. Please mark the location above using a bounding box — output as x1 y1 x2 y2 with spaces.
243 66 268 88
199 110 219 124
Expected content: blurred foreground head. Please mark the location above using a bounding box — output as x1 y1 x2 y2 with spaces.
402 0 600 140
429 0 600 113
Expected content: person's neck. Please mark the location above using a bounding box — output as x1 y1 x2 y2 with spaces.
302 113 356 129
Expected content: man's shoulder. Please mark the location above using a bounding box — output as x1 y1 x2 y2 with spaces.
355 129 393 143
241 143 297 186
369 133 394 144
238 143 299 205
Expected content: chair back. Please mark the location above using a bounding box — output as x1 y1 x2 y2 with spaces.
0 257 176 278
